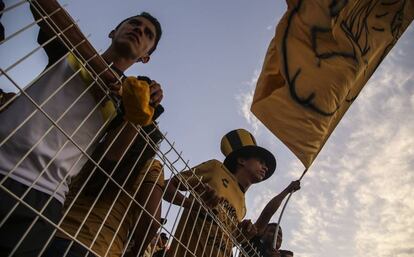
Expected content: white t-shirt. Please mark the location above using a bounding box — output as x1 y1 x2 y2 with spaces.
0 56 114 203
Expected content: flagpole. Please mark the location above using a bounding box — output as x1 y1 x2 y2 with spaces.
272 167 308 249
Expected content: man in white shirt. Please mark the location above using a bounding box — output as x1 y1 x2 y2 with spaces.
0 1 163 256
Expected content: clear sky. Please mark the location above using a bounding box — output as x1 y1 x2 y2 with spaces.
1 1 413 256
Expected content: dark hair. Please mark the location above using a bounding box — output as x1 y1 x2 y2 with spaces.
267 223 282 233
160 232 168 240
115 12 162 55
279 250 294 257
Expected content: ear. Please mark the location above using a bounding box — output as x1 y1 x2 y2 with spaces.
138 55 150 64
109 30 115 39
237 157 246 167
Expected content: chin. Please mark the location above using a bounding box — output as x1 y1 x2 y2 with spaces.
114 41 139 58
253 178 263 183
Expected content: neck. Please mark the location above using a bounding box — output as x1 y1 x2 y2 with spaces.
234 169 252 192
102 47 136 73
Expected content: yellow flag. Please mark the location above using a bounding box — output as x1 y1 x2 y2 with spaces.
251 0 413 168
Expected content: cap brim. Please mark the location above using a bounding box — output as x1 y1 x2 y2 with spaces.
223 145 276 182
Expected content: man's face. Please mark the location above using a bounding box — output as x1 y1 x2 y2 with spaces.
263 225 283 250
110 16 156 62
241 157 268 183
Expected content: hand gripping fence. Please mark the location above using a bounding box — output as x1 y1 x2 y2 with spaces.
0 1 266 256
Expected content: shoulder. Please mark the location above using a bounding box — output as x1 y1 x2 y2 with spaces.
193 159 226 172
199 159 224 168
181 159 223 180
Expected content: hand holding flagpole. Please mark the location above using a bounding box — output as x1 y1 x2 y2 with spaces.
272 168 307 249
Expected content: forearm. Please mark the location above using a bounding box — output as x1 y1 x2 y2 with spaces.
164 177 188 206
255 187 290 234
164 176 202 209
126 184 162 257
31 0 118 84
102 121 138 162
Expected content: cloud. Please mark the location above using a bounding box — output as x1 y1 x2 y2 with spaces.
239 25 414 257
235 69 263 133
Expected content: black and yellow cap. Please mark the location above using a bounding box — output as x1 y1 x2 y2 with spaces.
220 129 276 181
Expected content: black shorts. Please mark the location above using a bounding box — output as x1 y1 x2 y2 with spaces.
0 175 63 257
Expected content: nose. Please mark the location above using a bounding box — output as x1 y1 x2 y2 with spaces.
133 25 143 36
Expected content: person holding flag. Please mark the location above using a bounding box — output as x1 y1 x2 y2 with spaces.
243 181 300 257
164 128 277 257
